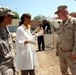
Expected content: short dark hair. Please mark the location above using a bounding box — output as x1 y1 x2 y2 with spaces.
25 13 31 19
39 23 42 25
19 13 31 26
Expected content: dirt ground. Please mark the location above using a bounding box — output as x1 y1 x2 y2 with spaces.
35 48 61 75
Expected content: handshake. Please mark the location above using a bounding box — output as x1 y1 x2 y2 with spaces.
35 31 43 37
33 30 44 37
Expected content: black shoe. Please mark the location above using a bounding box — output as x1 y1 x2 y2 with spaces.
42 49 45 51
36 50 41 52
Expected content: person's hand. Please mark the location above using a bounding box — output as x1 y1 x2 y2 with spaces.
56 51 59 56
14 67 19 75
71 55 76 60
35 33 38 37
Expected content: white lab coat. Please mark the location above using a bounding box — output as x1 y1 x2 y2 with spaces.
15 24 38 70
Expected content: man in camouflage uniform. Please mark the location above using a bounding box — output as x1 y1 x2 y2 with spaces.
55 5 76 75
0 6 18 75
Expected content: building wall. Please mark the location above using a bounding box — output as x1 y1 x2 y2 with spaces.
11 19 19 26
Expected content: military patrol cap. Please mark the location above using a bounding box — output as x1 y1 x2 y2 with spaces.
55 5 67 14
0 6 14 16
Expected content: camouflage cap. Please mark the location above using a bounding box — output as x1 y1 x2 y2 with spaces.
0 6 15 16
55 5 67 14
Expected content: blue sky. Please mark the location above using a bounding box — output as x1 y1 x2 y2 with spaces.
0 0 76 19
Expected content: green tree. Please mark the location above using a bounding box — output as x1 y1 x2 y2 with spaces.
33 15 46 21
12 11 20 19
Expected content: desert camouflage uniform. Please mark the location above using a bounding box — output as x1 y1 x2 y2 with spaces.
0 27 17 75
56 16 76 75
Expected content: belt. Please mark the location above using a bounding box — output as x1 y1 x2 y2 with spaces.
60 47 72 52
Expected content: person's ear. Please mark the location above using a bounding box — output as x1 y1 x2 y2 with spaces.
4 15 8 20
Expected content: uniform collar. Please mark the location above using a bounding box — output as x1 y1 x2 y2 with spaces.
22 24 30 29
62 16 71 26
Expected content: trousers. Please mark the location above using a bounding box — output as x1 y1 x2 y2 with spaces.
59 48 76 75
37 35 45 50
21 69 35 75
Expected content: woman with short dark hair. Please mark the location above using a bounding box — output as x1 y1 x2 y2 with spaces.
16 13 38 75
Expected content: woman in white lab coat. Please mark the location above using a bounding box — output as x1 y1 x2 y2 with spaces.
15 13 38 75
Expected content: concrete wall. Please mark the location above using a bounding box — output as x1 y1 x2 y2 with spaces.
11 19 19 26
